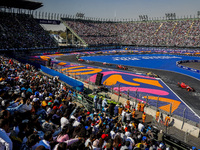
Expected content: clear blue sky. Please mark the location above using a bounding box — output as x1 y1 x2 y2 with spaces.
37 0 200 20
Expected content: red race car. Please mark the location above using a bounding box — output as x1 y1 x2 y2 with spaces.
103 62 112 66
116 65 128 70
178 82 195 92
78 58 84 62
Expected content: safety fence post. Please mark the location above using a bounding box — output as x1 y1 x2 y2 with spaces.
135 89 138 108
88 75 90 89
118 83 120 102
146 95 149 107
184 130 188 143
170 103 172 116
181 108 186 130
127 89 129 100
156 96 159 110
112 84 114 94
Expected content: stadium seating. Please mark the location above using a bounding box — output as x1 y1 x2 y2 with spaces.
1 11 200 49
0 12 57 50
63 19 200 47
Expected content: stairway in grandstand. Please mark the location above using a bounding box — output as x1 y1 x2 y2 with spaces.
187 21 194 36
61 19 88 46
154 23 163 35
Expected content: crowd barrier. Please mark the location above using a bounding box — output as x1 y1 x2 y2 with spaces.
176 60 200 74
40 65 84 92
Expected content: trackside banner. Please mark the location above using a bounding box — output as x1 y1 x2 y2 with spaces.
176 60 200 74
35 19 61 25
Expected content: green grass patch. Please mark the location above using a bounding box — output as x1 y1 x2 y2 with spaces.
88 94 120 105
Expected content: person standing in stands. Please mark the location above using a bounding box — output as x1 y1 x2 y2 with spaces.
0 118 12 150
126 109 132 122
97 96 102 111
118 104 123 115
8 59 13 65
37 131 53 149
102 98 108 112
114 104 119 117
121 108 126 123
93 95 98 110
108 103 114 117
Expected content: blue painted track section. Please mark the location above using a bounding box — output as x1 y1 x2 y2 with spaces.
82 54 200 80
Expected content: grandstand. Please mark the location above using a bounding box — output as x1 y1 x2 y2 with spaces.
62 18 200 47
1 0 200 149
0 12 58 51
1 2 200 51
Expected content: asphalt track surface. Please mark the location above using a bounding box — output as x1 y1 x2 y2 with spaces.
57 54 200 118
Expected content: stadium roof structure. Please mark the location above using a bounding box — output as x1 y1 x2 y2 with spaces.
0 0 43 10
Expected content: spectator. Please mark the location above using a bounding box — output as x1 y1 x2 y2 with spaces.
37 131 53 149
60 111 70 129
114 104 119 116
0 118 13 150
120 141 130 150
20 134 40 150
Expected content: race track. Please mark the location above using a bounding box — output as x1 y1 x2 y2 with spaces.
32 50 200 123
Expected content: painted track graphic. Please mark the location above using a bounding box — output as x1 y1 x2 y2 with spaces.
31 49 200 123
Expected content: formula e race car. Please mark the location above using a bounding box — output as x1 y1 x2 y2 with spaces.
146 72 160 78
178 82 195 92
103 62 112 66
116 65 128 70
86 60 94 64
78 58 85 62
96 51 103 54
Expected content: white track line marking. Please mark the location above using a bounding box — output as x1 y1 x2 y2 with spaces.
159 78 200 119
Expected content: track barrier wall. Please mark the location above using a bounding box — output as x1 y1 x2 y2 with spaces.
176 60 200 74
40 65 84 92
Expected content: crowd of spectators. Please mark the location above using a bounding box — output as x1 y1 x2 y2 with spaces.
1 11 200 49
0 55 177 150
66 20 120 45
64 19 200 47
0 12 57 50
